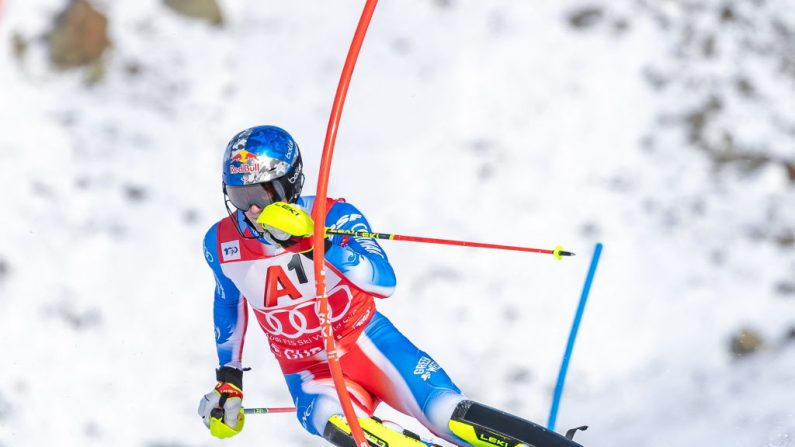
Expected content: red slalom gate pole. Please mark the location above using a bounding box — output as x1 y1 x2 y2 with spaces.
313 2 379 447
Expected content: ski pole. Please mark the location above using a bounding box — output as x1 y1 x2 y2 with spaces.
325 228 575 259
243 407 296 415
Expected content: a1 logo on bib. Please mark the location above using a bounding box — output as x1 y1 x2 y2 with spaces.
221 240 241 261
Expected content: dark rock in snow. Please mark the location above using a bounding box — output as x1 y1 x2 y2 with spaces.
684 96 723 147
163 0 224 26
774 229 795 248
48 0 110 69
124 60 144 77
567 6 604 30
785 162 795 184
12 32 29 62
719 5 737 23
124 184 148 203
734 77 756 98
774 281 795 296
729 327 764 358
0 257 9 281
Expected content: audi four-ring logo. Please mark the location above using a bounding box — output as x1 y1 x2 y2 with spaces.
257 286 353 338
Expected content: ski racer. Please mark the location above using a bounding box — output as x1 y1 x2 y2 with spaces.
198 125 582 447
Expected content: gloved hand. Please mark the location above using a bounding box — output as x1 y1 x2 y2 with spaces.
256 202 315 251
198 366 245 439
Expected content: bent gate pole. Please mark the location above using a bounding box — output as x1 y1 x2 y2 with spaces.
313 2 379 447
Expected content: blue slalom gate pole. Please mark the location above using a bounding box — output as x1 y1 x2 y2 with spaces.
547 242 603 431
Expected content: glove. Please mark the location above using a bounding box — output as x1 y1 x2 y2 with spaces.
198 366 245 439
256 202 315 251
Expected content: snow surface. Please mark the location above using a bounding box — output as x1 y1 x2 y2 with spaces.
0 1 793 446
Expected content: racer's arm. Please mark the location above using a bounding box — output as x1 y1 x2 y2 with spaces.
321 200 396 298
204 224 248 369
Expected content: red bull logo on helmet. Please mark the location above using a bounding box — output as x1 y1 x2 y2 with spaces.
229 149 261 174
230 149 259 163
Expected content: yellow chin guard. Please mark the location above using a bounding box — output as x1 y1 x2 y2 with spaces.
256 202 314 237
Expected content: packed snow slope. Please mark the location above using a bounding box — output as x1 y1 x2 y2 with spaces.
0 1 793 446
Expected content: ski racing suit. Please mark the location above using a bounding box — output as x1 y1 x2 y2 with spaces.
203 196 468 444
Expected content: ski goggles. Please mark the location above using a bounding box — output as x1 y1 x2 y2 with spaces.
225 180 287 210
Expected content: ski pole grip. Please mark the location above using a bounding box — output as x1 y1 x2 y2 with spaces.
211 407 225 420
211 393 229 420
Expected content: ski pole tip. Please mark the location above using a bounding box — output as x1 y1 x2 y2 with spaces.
552 245 575 260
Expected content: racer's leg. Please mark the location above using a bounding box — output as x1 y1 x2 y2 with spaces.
282 358 436 447
340 312 584 447
340 312 469 445
283 360 377 436
284 313 581 447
